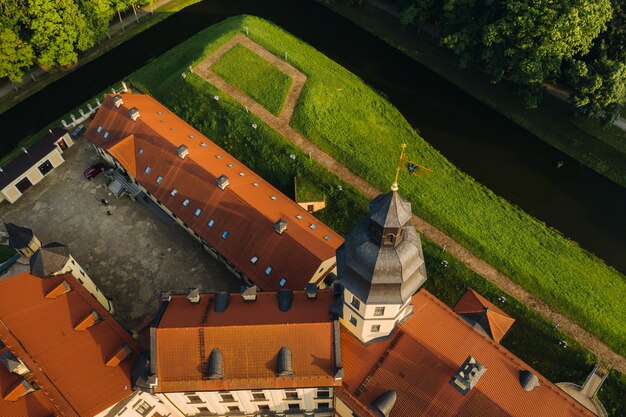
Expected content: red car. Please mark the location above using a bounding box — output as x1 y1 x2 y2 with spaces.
84 162 107 180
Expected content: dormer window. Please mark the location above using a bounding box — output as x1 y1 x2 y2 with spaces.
156 176 163 185
194 208 201 217
171 188 178 196
145 166 151 174
222 230 229 239
208 219 215 228
138 148 144 155
251 256 258 264
104 131 109 139
265 266 272 275
97 126 103 133
182 199 190 207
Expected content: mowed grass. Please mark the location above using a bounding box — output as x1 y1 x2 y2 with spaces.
211 44 293 116
126 15 626 355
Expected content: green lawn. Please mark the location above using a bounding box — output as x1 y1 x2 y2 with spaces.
0 245 16 263
211 44 293 115
125 16 624 411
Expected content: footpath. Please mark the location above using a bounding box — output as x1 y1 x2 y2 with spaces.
194 34 626 375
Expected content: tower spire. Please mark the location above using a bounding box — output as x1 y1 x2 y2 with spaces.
391 143 407 192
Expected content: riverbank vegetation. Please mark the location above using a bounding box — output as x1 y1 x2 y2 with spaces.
126 15 625 411
212 44 294 116
127 13 626 357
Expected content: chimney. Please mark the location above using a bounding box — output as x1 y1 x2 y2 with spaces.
161 291 172 302
128 107 140 121
274 218 287 235
112 95 124 108
450 356 487 395
277 290 293 312
207 348 224 380
187 287 200 304
305 283 318 299
240 285 257 302
277 347 294 377
106 345 132 367
177 145 189 160
217 175 229 190
45 280 72 299
74 310 102 331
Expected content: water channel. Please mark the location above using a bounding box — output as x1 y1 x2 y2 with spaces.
0 0 624 273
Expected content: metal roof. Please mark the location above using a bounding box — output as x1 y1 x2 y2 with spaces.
29 242 69 277
4 223 34 249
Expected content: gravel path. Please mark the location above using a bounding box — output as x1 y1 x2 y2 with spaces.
194 34 626 375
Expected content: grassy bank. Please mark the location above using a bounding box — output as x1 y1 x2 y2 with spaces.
0 246 16 263
212 44 293 115
126 16 623 411
321 1 626 188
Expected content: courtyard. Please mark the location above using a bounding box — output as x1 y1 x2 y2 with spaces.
0 136 239 330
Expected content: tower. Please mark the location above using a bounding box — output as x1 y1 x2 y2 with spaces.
5 222 41 257
337 190 427 343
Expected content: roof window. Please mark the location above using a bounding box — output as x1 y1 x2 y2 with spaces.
238 172 245 176
112 95 124 108
200 142 208 147
177 144 189 159
145 166 151 174
252 182 259 187
310 224 318 230
279 278 287 287
296 215 303 220
323 235 331 241
216 155 223 159
251 256 258 264
171 188 178 196
222 230 229 239
227 163 234 168
270 196 277 200
170 127 176 131
217 175 229 190
138 147 143 155
208 219 215 228
188 134 195 139
104 131 109 139
156 176 163 185
128 107 140 121
97 126 103 133
160 119 165 123
195 208 201 217
183 199 190 207
157 111 163 115
265 266 272 275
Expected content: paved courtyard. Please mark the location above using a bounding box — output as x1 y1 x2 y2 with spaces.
0 137 239 329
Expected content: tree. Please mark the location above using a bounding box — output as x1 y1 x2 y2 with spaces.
78 0 114 42
0 23 34 82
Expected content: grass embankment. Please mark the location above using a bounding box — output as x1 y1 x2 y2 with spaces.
321 1 626 188
126 15 623 412
0 246 16 263
212 44 293 115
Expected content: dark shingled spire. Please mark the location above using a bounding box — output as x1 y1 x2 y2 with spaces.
369 192 412 230
30 242 69 277
5 223 34 249
370 390 397 417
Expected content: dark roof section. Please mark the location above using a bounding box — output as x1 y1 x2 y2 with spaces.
30 242 70 277
0 128 68 189
277 290 293 312
5 223 34 249
277 347 293 377
213 292 230 313
207 348 224 380
338 191 427 304
0 351 23 374
370 390 397 417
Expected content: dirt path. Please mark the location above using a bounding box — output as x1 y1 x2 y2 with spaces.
194 35 626 375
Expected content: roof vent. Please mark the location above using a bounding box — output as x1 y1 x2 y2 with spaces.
305 283 318 299
217 175 229 190
0 351 29 376
3 379 35 402
74 310 102 331
274 218 287 235
177 145 189 160
112 95 124 108
450 355 487 395
106 345 132 367
45 280 72 299
187 287 200 304
161 291 172 302
214 292 230 312
128 107 140 121
207 348 224 380
240 285 257 302
277 290 293 312
369 390 397 417
519 370 539 392
277 347 294 377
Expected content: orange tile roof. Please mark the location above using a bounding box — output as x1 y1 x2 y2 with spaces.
0 272 142 417
341 290 595 417
155 290 341 392
454 289 516 343
85 94 343 291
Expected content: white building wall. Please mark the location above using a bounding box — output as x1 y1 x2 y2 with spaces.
56 254 114 313
96 391 184 417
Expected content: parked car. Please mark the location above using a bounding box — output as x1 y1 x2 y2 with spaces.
84 162 108 180
70 124 86 139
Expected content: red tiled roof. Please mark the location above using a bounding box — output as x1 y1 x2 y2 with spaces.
155 290 341 392
454 289 516 343
341 290 595 417
0 272 142 417
85 94 342 291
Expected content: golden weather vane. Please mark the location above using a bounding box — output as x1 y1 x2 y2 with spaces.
391 143 432 192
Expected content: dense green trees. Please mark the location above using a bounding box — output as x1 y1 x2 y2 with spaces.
0 0 149 82
397 0 625 122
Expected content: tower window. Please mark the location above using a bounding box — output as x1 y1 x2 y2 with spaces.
383 233 394 245
350 295 360 310
371 325 381 333
349 315 357 327
374 307 385 316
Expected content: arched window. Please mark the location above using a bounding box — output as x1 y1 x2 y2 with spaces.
383 233 394 245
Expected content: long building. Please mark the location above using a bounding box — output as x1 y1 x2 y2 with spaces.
86 93 342 291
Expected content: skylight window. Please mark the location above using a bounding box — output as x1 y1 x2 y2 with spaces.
97 126 103 133
208 219 215 228
138 148 144 155
157 111 163 115
250 256 258 264
200 142 208 148
238 172 245 176
104 131 109 139
222 230 229 239
252 182 260 187
279 278 287 287
160 119 165 123
265 266 272 275
170 127 176 131
270 196 277 200
216 155 223 159
227 164 234 168
310 224 318 230
194 208 201 217
156 176 163 185
145 166 151 174
323 235 331 241
295 215 303 220
183 199 190 207
188 134 195 139
171 188 178 196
